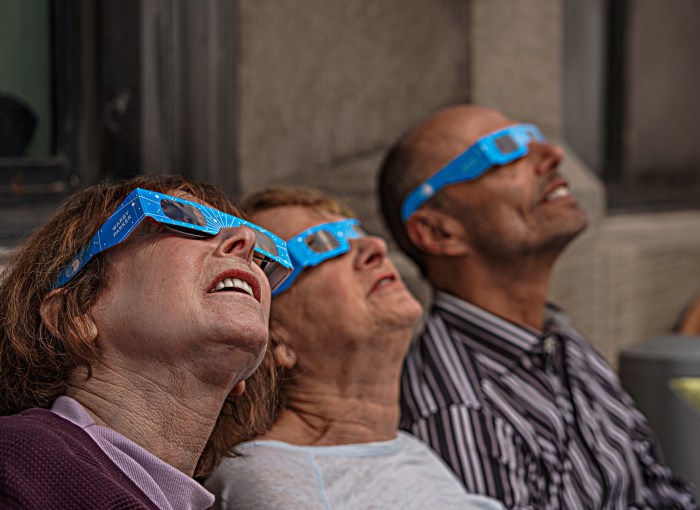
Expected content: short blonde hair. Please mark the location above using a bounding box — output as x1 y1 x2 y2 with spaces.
243 185 356 218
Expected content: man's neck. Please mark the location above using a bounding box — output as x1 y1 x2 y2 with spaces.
431 253 554 331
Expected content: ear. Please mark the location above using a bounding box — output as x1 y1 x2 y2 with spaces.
271 343 298 369
40 289 98 341
230 380 246 396
405 208 470 257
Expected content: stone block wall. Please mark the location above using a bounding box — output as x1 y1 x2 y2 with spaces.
596 212 700 365
231 0 472 318
235 0 471 192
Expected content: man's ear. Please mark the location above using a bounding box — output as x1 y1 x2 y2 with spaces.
40 289 98 341
405 208 469 257
271 343 298 369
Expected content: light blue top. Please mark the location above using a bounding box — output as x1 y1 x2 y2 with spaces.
206 431 505 509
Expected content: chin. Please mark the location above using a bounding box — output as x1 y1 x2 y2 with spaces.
405 296 424 321
235 325 270 357
387 297 424 331
563 210 589 241
545 207 589 248
237 343 269 382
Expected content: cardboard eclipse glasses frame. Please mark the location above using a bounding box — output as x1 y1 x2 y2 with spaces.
53 188 294 292
401 123 545 221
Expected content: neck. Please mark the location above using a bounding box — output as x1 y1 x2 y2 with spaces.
267 394 400 446
429 251 555 330
67 361 230 476
264 329 410 446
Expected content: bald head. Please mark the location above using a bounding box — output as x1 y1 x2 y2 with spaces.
378 104 514 272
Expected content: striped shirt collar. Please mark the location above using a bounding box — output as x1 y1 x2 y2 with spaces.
431 290 572 373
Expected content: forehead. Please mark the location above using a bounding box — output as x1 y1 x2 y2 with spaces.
412 109 518 181
251 206 346 241
444 111 517 154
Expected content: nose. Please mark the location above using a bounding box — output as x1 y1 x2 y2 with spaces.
215 226 257 265
353 235 388 270
531 141 565 176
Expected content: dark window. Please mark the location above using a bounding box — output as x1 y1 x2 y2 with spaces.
564 0 700 213
0 0 238 246
0 0 88 244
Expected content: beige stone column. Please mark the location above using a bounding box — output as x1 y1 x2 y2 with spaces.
471 0 607 355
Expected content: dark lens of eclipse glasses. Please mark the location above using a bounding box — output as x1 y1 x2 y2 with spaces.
351 224 367 237
160 199 208 226
493 135 519 155
305 230 340 253
252 230 279 257
255 256 288 291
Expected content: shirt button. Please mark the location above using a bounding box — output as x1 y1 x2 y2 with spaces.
543 336 556 353
521 356 533 369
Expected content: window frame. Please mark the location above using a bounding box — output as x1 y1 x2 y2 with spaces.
0 0 85 203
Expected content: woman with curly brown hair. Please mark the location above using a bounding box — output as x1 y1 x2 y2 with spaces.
0 175 291 509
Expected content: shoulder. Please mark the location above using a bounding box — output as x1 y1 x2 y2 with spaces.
0 408 84 454
206 443 327 510
209 442 319 484
405 303 486 372
0 408 100 476
401 315 485 421
0 409 158 509
365 433 505 510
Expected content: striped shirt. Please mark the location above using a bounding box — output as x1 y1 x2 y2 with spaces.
400 291 696 509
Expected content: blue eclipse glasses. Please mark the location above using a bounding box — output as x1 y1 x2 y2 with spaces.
272 218 366 296
54 188 294 292
401 123 545 221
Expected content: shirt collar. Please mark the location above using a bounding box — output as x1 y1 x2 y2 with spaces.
51 396 215 510
432 290 570 371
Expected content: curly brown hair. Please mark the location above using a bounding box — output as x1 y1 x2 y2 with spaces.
0 174 278 478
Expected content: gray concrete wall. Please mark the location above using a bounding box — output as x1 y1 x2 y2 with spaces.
563 0 608 174
232 0 471 313
469 0 608 356
235 0 471 194
471 0 563 136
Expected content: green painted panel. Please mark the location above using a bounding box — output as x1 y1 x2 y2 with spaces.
0 0 52 156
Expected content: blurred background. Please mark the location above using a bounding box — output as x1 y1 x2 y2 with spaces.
1 0 699 479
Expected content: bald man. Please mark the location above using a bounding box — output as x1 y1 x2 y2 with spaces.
379 105 695 509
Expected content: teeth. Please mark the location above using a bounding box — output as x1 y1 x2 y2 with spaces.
546 185 571 201
376 277 393 287
232 278 254 297
211 277 254 297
